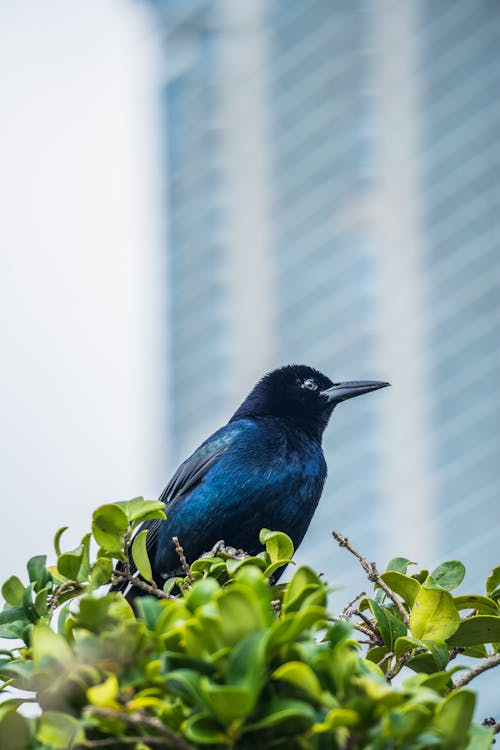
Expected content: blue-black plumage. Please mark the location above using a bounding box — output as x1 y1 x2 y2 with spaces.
115 364 389 598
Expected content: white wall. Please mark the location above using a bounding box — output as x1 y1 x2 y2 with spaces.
0 0 167 578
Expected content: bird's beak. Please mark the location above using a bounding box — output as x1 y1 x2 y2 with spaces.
320 380 390 404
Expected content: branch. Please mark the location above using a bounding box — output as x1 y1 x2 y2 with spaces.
332 531 410 626
385 646 427 680
376 651 394 669
81 707 195 750
112 569 177 601
78 738 175 748
49 580 82 614
172 536 195 584
338 591 366 620
328 616 380 645
453 653 500 689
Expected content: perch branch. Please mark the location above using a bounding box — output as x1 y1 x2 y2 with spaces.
112 569 177 601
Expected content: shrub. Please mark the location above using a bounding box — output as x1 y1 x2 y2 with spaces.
0 497 499 749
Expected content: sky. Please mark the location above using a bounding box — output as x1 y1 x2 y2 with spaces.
0 0 168 577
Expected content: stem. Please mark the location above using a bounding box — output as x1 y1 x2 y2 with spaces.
332 531 410 627
338 591 366 620
81 707 195 750
49 580 82 614
453 653 500 689
112 569 177 601
172 536 195 584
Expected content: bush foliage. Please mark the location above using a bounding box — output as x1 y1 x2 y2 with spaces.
0 497 499 749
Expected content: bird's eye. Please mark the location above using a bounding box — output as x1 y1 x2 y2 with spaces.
302 378 318 391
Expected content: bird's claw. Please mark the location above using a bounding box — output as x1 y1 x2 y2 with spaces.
202 540 249 561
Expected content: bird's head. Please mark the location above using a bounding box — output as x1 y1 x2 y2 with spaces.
231 364 390 439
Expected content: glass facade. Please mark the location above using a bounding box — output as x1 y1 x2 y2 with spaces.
151 0 500 600
417 0 500 586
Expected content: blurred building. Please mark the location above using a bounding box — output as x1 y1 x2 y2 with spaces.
150 0 500 596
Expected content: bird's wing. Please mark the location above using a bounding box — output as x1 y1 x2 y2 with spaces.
111 421 248 595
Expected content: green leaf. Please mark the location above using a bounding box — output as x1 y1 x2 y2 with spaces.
380 571 421 607
412 569 429 584
282 566 324 613
259 528 294 564
447 615 500 647
77 594 134 632
272 661 323 701
264 559 295 578
422 640 449 670
36 711 84 749
34 585 51 617
86 675 119 707
410 584 460 641
22 583 39 623
53 527 68 558
118 497 166 524
420 669 454 693
227 630 268 693
200 678 255 722
0 705 30 750
433 690 475 750
367 599 406 649
454 595 499 616
314 707 359 732
31 622 73 666
185 579 220 611
465 723 494 750
89 557 113 589
131 529 152 581
217 588 267 644
92 504 128 555
243 698 316 735
165 669 205 706
57 545 84 580
486 566 500 600
184 714 229 745
1 577 25 607
27 555 49 588
268 605 328 649
394 636 423 659
431 561 466 591
386 557 416 574
225 556 266 575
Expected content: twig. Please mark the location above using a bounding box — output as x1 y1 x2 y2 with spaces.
354 608 380 636
377 651 394 669
339 591 366 620
385 647 428 681
453 653 500 690
172 536 195 583
82 706 195 750
332 531 410 627
329 617 380 644
123 531 132 575
49 580 82 614
77 738 176 747
112 569 177 601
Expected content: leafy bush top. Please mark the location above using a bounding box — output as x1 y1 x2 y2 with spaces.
0 497 499 750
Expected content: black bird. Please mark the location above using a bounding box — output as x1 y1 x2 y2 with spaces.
116 365 389 596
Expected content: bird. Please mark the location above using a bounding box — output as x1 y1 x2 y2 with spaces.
114 364 389 599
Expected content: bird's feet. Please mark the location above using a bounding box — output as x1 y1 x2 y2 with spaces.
202 540 249 561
